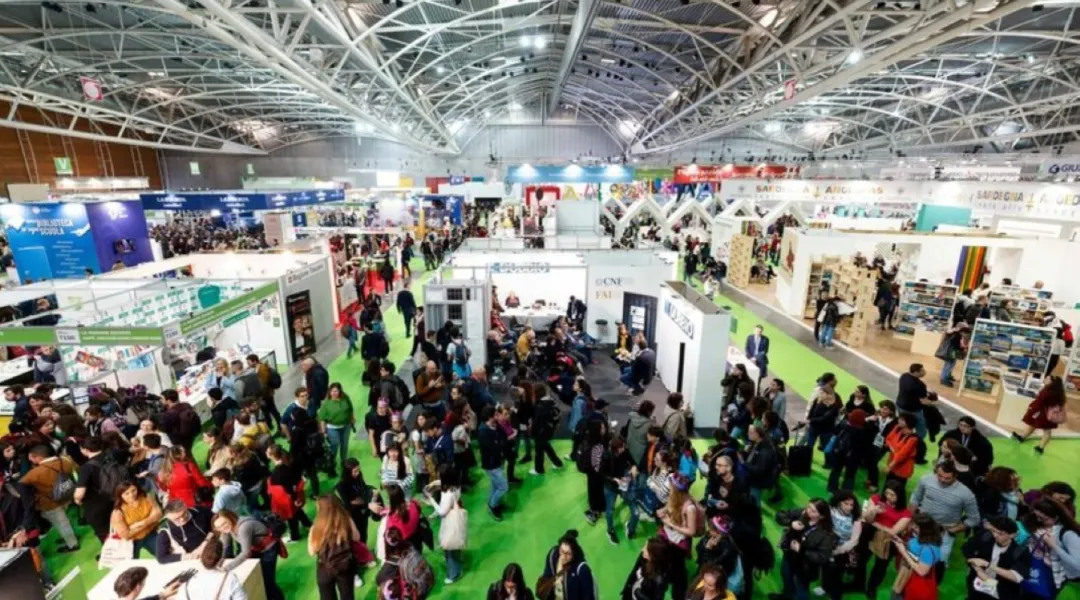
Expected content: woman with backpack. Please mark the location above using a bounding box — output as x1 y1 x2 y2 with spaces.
657 473 702 600
212 509 285 600
769 498 837 600
226 444 269 511
425 464 467 584
1022 497 1080 599
816 296 842 348
539 529 596 600
309 495 366 599
376 526 435 600
1015 375 1068 454
266 444 312 542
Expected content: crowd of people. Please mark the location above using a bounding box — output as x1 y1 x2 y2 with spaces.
152 217 269 257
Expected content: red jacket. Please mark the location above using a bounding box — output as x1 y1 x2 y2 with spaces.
885 429 918 479
160 460 211 508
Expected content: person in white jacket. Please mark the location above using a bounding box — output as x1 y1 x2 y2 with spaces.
182 537 247 600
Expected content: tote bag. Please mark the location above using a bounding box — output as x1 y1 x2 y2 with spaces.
439 499 468 551
99 530 134 569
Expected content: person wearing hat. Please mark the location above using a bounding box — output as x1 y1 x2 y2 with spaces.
695 516 745 598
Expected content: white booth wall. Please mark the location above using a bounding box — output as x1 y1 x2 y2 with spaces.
655 282 730 429
450 251 588 307
582 251 678 343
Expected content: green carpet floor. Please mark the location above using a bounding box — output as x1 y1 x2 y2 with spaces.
44 261 1080 600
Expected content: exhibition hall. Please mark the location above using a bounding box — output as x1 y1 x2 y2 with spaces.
4 1 1080 600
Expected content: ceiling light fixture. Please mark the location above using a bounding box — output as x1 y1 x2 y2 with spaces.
534 37 546 49
436 66 445 74
846 48 864 64
519 36 531 48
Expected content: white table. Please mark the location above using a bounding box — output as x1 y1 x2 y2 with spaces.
501 307 564 330
88 558 265 600
0 359 32 384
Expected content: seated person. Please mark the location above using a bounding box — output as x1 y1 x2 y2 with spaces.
505 291 521 308
620 332 647 374
620 340 656 395
612 323 634 363
515 327 536 364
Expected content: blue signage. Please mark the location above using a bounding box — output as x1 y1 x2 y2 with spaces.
449 175 465 185
506 164 635 184
0 203 102 280
663 299 695 340
140 188 344 211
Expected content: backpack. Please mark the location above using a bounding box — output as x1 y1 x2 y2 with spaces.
319 540 355 579
454 343 469 366
49 463 76 504
176 405 202 441
266 365 282 390
97 456 130 499
690 500 707 537
747 536 777 574
1063 323 1074 348
397 547 435 599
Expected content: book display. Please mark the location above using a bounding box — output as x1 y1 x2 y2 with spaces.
895 281 958 337
833 261 877 348
727 233 754 288
1064 343 1080 400
988 285 1053 326
803 258 840 318
960 318 1054 403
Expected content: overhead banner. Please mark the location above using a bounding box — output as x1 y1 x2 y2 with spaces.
720 178 917 204
0 327 165 346
673 164 796 184
506 164 635 184
140 188 345 212
1039 157 1080 178
178 282 280 336
932 180 1080 222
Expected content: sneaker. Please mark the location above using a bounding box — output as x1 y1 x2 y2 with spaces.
625 522 634 540
607 529 618 545
585 511 598 525
519 455 532 464
444 578 455 585
354 576 364 588
812 586 826 597
1011 432 1024 443
553 461 565 470
56 545 80 554
489 505 504 521
529 469 541 476
1035 446 1045 454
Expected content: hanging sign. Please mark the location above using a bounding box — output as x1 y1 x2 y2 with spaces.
53 157 74 175
663 299 695 339
80 76 103 102
490 262 550 274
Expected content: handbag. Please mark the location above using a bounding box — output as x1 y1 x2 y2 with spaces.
869 529 892 560
1047 405 1067 425
98 530 135 569
439 503 469 551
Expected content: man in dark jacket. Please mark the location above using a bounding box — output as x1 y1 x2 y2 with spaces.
368 360 408 410
160 390 200 452
302 357 330 414
961 515 1029 600
396 289 417 338
155 500 214 563
741 425 779 502
478 405 508 520
360 326 390 362
531 389 564 475
939 416 994 477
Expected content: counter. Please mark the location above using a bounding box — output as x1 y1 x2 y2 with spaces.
88 558 265 600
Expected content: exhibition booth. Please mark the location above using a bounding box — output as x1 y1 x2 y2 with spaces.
0 199 153 282
655 281 732 430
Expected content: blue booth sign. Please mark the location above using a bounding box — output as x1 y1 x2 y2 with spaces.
505 164 635 184
140 189 344 211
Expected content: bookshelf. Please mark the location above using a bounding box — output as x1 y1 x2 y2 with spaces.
895 281 959 337
834 261 878 348
804 258 840 318
988 285 1053 327
727 233 754 288
959 318 1054 405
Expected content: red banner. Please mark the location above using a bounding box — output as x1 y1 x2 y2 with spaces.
672 164 796 184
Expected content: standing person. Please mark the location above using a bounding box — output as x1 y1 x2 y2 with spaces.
309 495 366 599
20 445 79 553
620 536 672 600
892 513 943 600
379 258 395 295
530 386 564 475
287 408 323 496
883 413 919 494
336 457 374 544
603 438 640 545
624 400 655 469
425 464 467 584
765 379 788 422
688 563 736 600
939 416 994 477
110 480 163 558
266 444 312 542
744 325 770 391
801 388 841 454
816 296 841 348
248 353 282 434
910 461 981 575
1014 375 1068 454
318 383 354 472
478 405 508 521
303 358 330 415
155 499 214 563
864 401 898 493
770 498 837 600
74 437 128 543
961 515 1030 600
657 473 701 600
936 323 970 387
539 530 596 600
863 479 914 598
212 510 285 600
160 390 201 453
486 563 534 600
896 363 931 459
1022 498 1080 599
818 491 863 600
396 287 417 339
181 538 247 600
365 399 394 458
209 469 248 516
826 409 871 494
741 424 779 503
662 393 688 441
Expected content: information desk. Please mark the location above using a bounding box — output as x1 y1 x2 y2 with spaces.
500 306 564 331
87 558 265 600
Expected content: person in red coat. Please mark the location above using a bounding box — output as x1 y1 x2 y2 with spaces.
1014 375 1068 454
158 446 211 508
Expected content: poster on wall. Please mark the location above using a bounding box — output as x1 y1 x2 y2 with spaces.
285 290 316 361
962 319 1054 397
84 200 153 270
778 229 797 282
0 202 101 280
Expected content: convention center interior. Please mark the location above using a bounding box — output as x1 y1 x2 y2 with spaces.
4 1 1080 600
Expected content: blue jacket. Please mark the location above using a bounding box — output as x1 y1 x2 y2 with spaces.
542 547 596 600
568 395 587 434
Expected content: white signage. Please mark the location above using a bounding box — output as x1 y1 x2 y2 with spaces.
663 299 695 339
490 262 550 274
1040 157 1080 178
721 179 917 204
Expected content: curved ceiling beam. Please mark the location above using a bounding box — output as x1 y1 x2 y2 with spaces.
549 0 600 116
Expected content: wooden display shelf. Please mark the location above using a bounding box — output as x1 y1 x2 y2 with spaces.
727 233 754 289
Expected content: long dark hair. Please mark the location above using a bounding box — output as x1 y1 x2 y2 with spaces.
497 563 529 600
912 513 943 546
1025 498 1080 537
342 457 366 487
806 498 834 532
1044 375 1067 407
386 484 411 524
642 536 670 580
555 529 584 565
386 442 407 480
